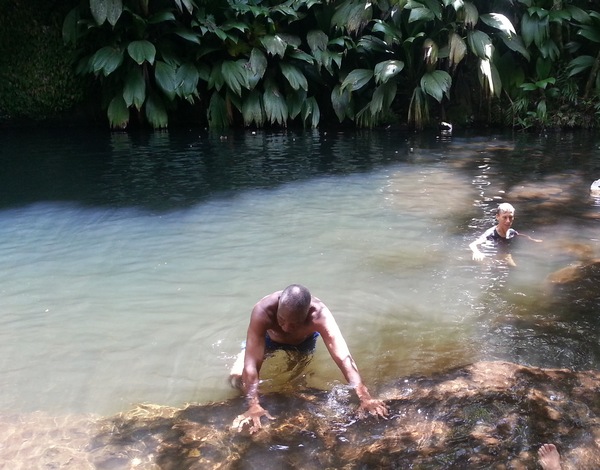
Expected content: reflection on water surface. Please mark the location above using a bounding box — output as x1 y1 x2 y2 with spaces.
0 129 599 422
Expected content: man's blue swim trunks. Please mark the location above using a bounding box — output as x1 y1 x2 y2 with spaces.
265 332 320 353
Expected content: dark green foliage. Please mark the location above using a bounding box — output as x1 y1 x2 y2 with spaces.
0 0 87 122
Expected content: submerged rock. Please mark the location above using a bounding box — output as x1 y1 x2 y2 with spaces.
2 361 600 469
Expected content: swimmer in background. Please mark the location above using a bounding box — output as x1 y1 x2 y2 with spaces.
469 202 542 266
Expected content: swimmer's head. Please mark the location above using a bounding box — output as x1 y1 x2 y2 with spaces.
497 203 515 215
277 284 311 331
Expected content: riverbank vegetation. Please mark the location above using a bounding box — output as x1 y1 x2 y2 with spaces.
1 0 599 131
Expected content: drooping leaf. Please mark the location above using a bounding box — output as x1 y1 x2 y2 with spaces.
567 55 595 76
242 89 264 127
263 80 288 126
260 35 287 58
408 86 429 130
145 93 168 129
207 92 229 128
479 58 502 98
499 32 530 61
448 32 467 68
106 0 123 26
176 63 200 98
127 40 156 65
461 1 479 29
148 10 176 24
287 89 307 120
565 5 591 24
577 25 600 43
521 13 548 48
374 60 404 84
90 0 107 25
408 6 435 23
123 67 146 109
332 0 373 33
480 13 516 36
280 63 308 91
174 27 201 45
307 30 328 53
331 84 352 122
467 30 493 59
247 48 267 90
90 46 124 76
221 60 249 96
107 95 129 129
420 69 451 102
154 61 178 99
208 64 224 92
301 97 320 128
341 69 373 92
370 81 397 115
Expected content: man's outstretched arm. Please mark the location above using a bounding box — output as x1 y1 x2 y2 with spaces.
319 310 388 418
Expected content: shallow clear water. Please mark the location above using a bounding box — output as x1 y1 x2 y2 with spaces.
1 128 600 418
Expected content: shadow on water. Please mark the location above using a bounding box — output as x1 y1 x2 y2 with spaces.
0 128 424 211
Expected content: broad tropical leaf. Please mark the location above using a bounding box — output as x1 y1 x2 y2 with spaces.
370 81 397 115
448 32 467 68
301 97 320 128
207 92 229 128
287 89 307 120
307 30 328 53
261 35 287 58
499 33 530 61
341 69 373 92
420 70 451 102
145 93 168 129
374 60 404 84
127 40 156 65
408 86 429 130
332 0 373 33
479 58 502 98
331 84 352 122
521 13 548 48
221 60 248 96
264 80 288 125
567 55 595 76
123 68 146 109
154 61 178 98
279 63 308 91
176 63 200 98
247 48 267 90
467 30 493 59
480 13 515 36
242 90 264 126
577 25 600 43
90 47 124 76
107 95 129 129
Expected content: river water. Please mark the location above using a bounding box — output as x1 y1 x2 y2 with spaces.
1 128 599 420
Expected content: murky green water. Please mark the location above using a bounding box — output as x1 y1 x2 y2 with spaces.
1 128 599 421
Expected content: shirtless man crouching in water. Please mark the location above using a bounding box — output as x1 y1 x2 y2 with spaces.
229 284 388 433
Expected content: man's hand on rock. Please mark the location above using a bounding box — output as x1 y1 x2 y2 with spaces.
358 398 389 419
232 403 275 433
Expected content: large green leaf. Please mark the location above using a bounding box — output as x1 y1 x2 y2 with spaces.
208 64 224 92
374 60 404 84
263 80 288 125
127 40 156 65
567 55 595 76
176 63 200 98
420 70 451 102
301 97 320 128
242 89 264 127
499 33 530 61
279 63 308 91
155 61 178 99
448 32 467 68
467 30 493 59
577 25 600 43
221 60 248 96
207 92 229 128
90 0 123 26
332 0 373 33
521 13 548 48
90 47 124 76
107 95 129 129
565 5 591 24
248 48 267 90
370 81 397 115
174 27 201 45
341 69 373 92
145 93 168 129
408 86 429 130
286 89 307 120
123 68 146 110
479 58 501 98
260 35 287 58
331 84 352 122
307 30 328 53
480 13 516 36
